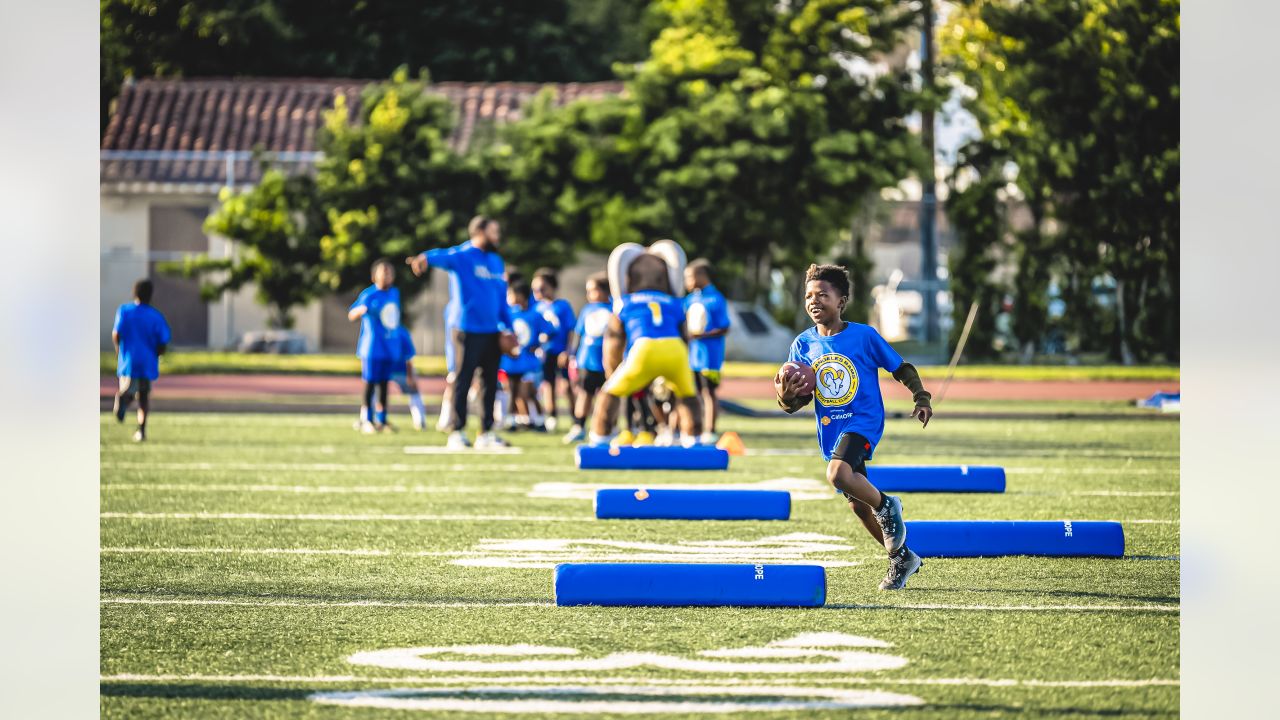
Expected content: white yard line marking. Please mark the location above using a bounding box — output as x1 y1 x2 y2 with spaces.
404 446 524 455
1005 467 1177 475
1011 490 1179 497
309 685 923 713
99 673 1180 689
101 512 590 522
529 478 832 502
102 462 563 473
100 547 475 557
99 597 1178 613
103 483 490 495
101 597 551 608
842 602 1179 612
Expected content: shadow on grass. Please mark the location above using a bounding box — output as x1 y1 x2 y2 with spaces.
102 683 316 702
921 587 1179 604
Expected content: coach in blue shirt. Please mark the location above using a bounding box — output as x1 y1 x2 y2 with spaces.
408 215 513 450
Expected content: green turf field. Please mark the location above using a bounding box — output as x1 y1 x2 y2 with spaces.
100 407 1179 718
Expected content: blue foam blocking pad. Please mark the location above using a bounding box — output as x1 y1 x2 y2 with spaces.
575 444 730 470
595 489 791 520
867 465 1006 493
555 563 826 607
905 520 1125 557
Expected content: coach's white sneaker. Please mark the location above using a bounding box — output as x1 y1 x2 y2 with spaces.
446 431 471 450
475 431 508 449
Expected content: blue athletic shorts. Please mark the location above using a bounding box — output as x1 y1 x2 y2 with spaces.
362 358 396 383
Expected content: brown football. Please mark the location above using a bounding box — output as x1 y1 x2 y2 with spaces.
775 361 817 396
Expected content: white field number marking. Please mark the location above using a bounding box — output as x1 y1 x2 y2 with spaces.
324 632 921 712
450 533 862 569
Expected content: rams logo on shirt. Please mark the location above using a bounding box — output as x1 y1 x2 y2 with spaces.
379 302 400 331
584 308 612 338
686 302 709 335
513 318 532 349
812 353 858 407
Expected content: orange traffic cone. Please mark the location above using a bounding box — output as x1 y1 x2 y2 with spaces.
717 431 746 456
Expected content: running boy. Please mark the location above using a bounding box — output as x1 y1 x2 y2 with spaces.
683 258 731 444
502 280 554 430
776 264 934 590
562 272 612 443
355 326 427 432
531 268 577 432
348 259 402 433
112 279 171 442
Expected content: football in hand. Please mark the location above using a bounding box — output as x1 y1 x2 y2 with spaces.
774 361 816 396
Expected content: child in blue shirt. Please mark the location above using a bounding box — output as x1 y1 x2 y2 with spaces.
683 258 732 444
776 264 934 591
502 280 553 431
532 267 578 432
359 327 428 431
562 272 612 443
348 259 401 433
112 279 172 442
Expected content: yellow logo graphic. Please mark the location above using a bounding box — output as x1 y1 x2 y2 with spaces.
812 353 858 407
821 416 831 426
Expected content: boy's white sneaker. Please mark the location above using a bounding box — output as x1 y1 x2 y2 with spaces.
474 432 508 449
562 425 586 444
446 431 471 450
360 421 378 435
698 432 718 446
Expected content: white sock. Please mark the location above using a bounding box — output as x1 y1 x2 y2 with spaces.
408 394 426 426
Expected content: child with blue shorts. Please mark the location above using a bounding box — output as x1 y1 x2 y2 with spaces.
348 259 401 433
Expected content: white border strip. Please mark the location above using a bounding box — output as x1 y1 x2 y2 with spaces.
99 673 1179 689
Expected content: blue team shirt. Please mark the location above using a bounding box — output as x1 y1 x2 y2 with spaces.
423 241 511 334
786 322 904 461
617 290 684 352
113 302 171 380
350 285 401 361
536 297 577 355
396 327 416 362
684 284 731 372
573 302 613 373
501 303 552 376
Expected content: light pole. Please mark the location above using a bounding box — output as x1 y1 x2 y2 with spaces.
919 0 939 346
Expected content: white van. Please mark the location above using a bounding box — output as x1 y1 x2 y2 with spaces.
723 302 798 363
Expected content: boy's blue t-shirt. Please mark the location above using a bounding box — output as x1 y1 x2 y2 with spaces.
536 297 577 355
573 301 613 373
786 322 904 461
350 285 401 361
617 290 684 352
501 303 551 376
423 241 511 334
113 302 172 380
684 284 731 372
396 327 416 363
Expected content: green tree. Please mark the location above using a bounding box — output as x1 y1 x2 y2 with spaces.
313 68 481 298
484 0 926 306
182 168 325 328
101 0 651 126
943 0 1179 362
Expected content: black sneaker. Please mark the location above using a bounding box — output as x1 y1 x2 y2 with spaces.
113 395 126 423
879 547 922 590
873 494 907 554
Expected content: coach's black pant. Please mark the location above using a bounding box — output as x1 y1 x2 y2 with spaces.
451 329 502 433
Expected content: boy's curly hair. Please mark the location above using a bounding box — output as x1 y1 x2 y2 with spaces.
804 264 850 298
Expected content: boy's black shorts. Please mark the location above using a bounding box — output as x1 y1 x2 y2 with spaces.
580 369 607 395
831 431 872 477
542 353 569 383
